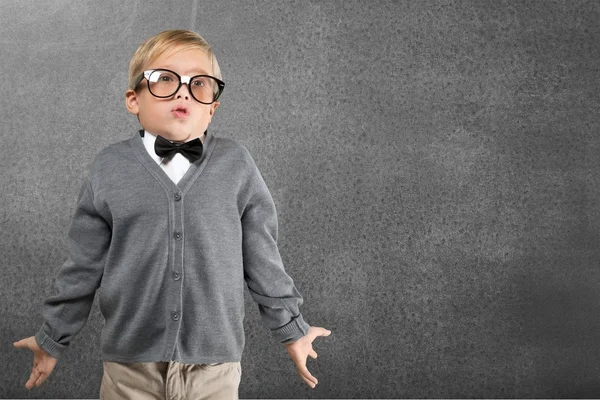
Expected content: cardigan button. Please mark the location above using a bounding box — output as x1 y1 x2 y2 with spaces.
172 311 179 321
174 192 181 201
174 231 182 240
173 271 181 280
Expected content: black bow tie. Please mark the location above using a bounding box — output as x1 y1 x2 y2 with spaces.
155 134 203 163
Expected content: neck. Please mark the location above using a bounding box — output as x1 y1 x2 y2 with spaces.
145 130 206 144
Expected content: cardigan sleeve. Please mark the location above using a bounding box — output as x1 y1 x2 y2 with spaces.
34 174 111 358
241 161 310 344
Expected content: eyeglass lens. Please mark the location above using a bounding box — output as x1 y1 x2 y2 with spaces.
147 70 219 103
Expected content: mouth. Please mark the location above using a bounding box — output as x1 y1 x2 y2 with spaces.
171 106 189 118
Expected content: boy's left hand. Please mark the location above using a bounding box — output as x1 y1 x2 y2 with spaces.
284 326 332 389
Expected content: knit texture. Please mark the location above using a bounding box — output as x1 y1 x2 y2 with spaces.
35 129 309 363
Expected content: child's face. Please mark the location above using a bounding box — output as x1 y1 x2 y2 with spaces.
125 46 220 141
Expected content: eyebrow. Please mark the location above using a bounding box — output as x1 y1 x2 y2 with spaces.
157 65 211 75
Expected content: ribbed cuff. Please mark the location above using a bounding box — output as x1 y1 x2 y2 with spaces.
272 314 310 344
35 329 67 359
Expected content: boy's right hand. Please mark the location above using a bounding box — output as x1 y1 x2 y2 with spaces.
13 336 58 390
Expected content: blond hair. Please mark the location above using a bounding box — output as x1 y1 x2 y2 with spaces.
127 29 222 91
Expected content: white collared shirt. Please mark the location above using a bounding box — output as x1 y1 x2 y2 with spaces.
141 130 192 184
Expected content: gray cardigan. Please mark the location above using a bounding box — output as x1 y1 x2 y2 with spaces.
34 129 310 364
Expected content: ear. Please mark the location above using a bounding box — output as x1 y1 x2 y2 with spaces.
125 89 140 115
209 101 220 117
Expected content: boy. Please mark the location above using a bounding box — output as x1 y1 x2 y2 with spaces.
14 29 331 399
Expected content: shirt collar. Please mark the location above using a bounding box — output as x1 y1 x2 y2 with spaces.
141 130 163 164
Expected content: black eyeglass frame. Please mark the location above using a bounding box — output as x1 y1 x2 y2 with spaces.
132 68 225 104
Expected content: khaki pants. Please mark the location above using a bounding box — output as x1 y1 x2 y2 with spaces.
99 360 241 400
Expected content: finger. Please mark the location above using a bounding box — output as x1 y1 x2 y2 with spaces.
298 365 318 386
33 370 47 388
297 367 318 389
309 349 318 359
26 369 41 390
311 327 331 336
300 374 317 388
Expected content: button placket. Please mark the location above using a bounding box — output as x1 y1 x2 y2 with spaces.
166 187 185 359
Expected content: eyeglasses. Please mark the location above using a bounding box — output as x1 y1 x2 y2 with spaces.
132 68 225 104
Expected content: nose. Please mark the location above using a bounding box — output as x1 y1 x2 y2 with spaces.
175 82 191 100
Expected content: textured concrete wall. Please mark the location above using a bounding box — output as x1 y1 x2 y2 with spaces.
2 0 599 398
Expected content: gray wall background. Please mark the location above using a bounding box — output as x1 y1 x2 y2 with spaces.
2 0 599 398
